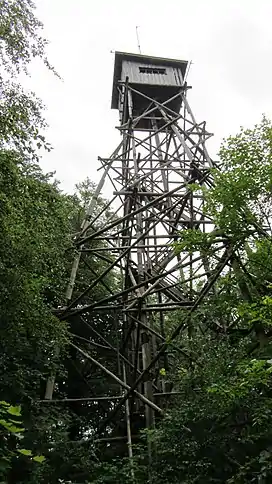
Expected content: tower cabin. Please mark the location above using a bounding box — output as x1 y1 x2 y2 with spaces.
111 51 188 129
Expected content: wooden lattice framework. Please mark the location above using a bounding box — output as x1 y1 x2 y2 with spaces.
45 52 236 462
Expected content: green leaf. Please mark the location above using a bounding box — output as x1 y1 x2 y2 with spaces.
0 419 24 433
8 419 23 424
18 449 32 456
7 405 21 417
33 455 45 463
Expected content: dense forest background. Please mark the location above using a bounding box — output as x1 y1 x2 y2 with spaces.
1 1 272 483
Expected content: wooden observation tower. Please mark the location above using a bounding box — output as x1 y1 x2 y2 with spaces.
53 51 229 462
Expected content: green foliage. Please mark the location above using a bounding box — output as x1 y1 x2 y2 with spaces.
0 155 121 482
205 117 272 236
0 153 73 399
174 228 221 255
0 0 57 75
0 0 58 160
0 83 51 157
238 295 272 327
0 2 122 483
142 338 272 483
0 401 24 434
18 450 32 457
2 2 272 482
0 401 45 480
207 358 272 401
132 118 272 484
32 455 45 463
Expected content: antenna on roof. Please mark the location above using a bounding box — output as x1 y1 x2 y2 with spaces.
136 26 141 54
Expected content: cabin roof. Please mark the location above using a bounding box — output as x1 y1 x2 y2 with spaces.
111 51 188 109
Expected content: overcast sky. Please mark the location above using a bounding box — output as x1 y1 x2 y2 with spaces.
23 0 272 195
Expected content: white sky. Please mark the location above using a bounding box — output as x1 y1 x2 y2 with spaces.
23 0 272 195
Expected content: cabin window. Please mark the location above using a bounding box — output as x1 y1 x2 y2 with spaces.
139 67 166 75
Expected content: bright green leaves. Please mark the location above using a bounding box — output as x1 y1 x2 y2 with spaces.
238 295 272 328
0 420 24 433
18 450 46 464
32 455 45 463
18 449 32 456
0 400 45 473
0 401 24 434
207 358 272 403
6 405 21 417
174 228 221 255
247 239 272 288
206 117 272 236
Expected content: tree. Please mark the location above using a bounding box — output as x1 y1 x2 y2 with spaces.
0 0 57 157
0 151 121 483
136 118 272 483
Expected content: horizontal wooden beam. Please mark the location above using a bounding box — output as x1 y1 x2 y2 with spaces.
38 392 186 404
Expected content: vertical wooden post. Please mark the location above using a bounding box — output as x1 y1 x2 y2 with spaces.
123 364 135 482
